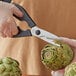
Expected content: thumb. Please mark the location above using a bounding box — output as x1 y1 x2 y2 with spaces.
60 37 76 47
51 71 64 76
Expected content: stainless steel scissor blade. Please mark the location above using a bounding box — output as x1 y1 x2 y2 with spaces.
31 26 60 46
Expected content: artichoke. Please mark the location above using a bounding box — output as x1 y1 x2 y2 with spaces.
64 62 76 76
41 40 74 71
0 57 22 76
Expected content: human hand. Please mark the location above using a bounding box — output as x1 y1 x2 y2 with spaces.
51 37 76 76
0 1 23 37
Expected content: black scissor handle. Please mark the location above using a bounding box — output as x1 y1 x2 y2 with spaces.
13 3 36 28
13 27 32 37
1 0 11 3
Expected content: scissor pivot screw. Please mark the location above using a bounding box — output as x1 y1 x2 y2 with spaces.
35 30 40 35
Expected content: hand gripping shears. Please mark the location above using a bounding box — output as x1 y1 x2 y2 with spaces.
1 0 61 46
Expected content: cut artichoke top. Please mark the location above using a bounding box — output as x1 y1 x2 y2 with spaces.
41 40 74 71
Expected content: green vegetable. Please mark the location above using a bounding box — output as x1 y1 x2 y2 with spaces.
64 62 76 76
41 40 74 71
0 57 22 76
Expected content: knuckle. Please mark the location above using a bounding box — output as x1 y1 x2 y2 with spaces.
0 25 3 30
0 32 4 37
11 4 15 8
10 4 16 10
1 22 5 26
7 17 13 24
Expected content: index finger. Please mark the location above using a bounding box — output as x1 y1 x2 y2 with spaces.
11 4 23 17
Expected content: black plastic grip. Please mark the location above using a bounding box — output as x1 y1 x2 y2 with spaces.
13 27 32 37
13 3 36 28
1 0 11 3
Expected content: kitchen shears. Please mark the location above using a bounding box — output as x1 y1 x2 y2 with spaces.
1 0 60 46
